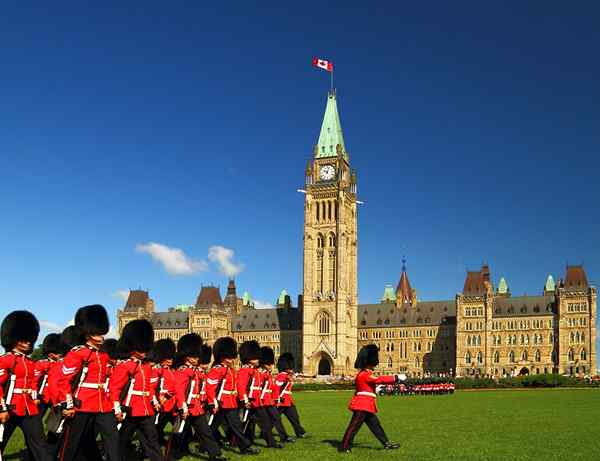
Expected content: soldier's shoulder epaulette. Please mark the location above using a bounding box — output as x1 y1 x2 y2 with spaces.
71 345 85 352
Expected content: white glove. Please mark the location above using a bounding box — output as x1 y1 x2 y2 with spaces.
395 373 407 382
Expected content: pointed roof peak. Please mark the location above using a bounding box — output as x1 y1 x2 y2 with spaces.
396 260 412 303
315 92 347 159
381 284 395 303
497 277 509 294
544 275 555 293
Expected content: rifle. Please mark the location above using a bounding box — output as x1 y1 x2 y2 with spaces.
241 374 255 432
154 376 164 425
207 374 225 426
175 376 195 434
117 361 141 431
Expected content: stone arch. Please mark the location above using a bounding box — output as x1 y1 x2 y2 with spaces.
519 367 530 376
315 351 333 376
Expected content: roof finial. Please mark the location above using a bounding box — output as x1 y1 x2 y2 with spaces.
402 256 407 272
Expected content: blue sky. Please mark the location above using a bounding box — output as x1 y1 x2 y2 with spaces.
1 3 599 355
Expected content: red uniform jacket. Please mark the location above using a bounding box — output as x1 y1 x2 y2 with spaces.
156 365 176 413
56 345 112 413
35 358 62 406
236 365 256 406
348 369 395 414
274 371 294 407
109 358 158 417
47 359 64 406
206 365 237 410
174 366 205 416
258 368 274 407
0 352 40 416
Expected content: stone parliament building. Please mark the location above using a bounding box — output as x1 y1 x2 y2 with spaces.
118 92 597 378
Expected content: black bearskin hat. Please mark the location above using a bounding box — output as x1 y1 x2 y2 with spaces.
121 319 154 353
277 352 295 372
259 346 275 366
354 344 379 369
152 338 176 362
74 305 109 337
239 340 261 364
1 310 40 352
100 338 120 360
42 333 68 357
213 337 237 363
177 333 203 358
61 325 83 349
200 344 212 365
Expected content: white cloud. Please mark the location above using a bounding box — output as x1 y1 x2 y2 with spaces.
254 300 275 310
136 242 208 275
208 245 245 278
39 320 63 333
113 290 130 302
105 326 117 339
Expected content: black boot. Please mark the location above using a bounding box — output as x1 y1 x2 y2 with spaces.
241 446 261 455
384 441 401 450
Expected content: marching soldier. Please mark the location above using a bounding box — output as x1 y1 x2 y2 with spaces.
340 344 402 453
56 304 120 461
259 346 294 444
237 341 281 449
274 353 306 438
109 319 162 461
152 338 176 447
206 337 259 456
165 334 224 461
0 310 50 461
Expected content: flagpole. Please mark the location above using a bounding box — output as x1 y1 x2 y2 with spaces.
331 68 334 92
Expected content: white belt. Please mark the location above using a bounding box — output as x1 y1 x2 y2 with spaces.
13 388 33 394
356 391 376 397
250 386 262 391
130 390 150 397
80 383 104 389
281 390 291 395
220 390 235 395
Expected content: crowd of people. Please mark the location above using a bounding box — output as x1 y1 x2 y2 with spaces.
377 381 456 396
0 305 407 459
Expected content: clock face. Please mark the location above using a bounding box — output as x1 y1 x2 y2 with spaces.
320 165 336 181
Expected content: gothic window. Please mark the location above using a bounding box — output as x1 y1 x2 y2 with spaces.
317 311 330 335
494 351 500 363
316 202 320 222
328 201 332 221
477 335 481 346
328 251 336 292
524 335 529 346
477 351 483 364
581 349 587 361
387 356 393 368
522 350 528 361
465 352 472 364
568 349 574 362
509 351 515 363
467 336 471 346
535 350 541 362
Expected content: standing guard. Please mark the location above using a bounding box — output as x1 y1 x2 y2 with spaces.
259 347 294 444
109 319 162 461
56 304 120 461
237 341 281 449
340 344 402 453
275 353 306 438
0 311 50 461
207 337 259 456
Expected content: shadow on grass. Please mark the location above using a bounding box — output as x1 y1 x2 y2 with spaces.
322 439 369 450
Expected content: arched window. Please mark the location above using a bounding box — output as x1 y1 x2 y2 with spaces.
387 356 393 368
509 351 515 363
317 234 324 248
328 201 332 221
575 331 580 343
328 233 336 247
467 336 471 346
581 349 587 361
477 335 481 346
522 350 528 361
494 351 500 363
317 311 330 335
465 352 472 364
520 335 524 345
535 350 541 362
568 349 574 361
316 202 320 222
477 351 483 364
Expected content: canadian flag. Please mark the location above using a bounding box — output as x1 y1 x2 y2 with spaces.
312 57 333 72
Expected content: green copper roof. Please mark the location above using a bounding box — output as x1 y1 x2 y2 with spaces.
315 92 347 159
242 291 251 306
545 275 555 292
497 277 509 294
277 289 288 306
381 284 395 302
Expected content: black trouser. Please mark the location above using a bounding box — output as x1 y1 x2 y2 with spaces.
265 406 288 440
118 416 162 461
156 412 174 446
279 405 306 436
341 411 388 450
245 407 277 447
165 414 221 460
210 408 251 452
0 413 51 461
59 412 119 461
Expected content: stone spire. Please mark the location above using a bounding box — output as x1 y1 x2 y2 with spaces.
396 258 415 307
315 91 348 160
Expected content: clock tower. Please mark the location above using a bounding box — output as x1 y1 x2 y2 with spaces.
302 91 358 376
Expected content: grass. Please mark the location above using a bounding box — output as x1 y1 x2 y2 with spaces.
4 389 600 460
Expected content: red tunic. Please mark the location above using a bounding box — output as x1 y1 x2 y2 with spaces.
35 358 62 406
236 365 255 405
156 365 176 413
205 365 237 409
0 352 40 416
274 371 294 407
47 359 64 406
258 368 274 407
174 366 205 416
55 345 112 413
348 370 395 414
108 359 158 417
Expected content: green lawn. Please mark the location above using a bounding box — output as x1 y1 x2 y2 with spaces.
4 389 600 460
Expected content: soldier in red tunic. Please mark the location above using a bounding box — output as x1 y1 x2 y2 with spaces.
206 337 259 455
165 334 223 461
259 346 294 444
151 338 176 447
340 345 402 453
275 353 306 438
56 304 120 461
0 310 51 460
237 340 281 449
109 319 162 461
